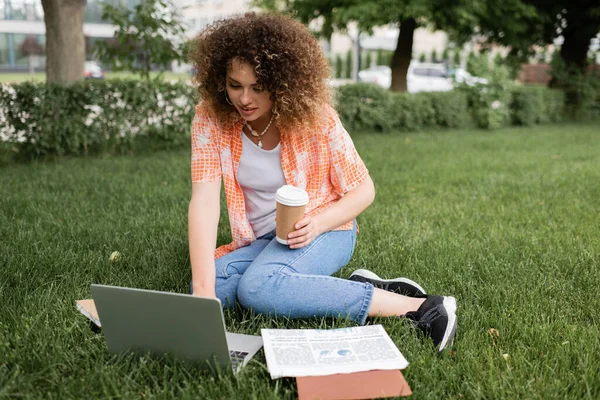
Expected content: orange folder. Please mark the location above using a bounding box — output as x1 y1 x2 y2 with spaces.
296 369 412 399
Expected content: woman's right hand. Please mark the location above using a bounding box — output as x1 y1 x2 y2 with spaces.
188 180 221 300
192 289 217 299
191 283 217 298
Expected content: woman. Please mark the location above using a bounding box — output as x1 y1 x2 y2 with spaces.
188 12 457 352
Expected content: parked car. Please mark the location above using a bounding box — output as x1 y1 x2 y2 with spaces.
450 67 489 86
357 65 391 89
84 61 105 80
406 62 453 93
358 62 455 93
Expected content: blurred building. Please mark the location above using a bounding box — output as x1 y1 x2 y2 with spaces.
329 24 448 68
172 0 254 72
176 0 446 73
1 0 448 73
0 0 132 72
178 0 253 35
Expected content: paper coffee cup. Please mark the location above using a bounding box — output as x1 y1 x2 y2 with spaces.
275 185 309 245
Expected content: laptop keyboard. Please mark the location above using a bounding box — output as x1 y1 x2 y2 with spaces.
229 350 249 369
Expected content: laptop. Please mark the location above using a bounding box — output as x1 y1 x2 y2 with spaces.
91 284 263 371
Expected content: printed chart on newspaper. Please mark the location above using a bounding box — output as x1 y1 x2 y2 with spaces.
261 325 409 379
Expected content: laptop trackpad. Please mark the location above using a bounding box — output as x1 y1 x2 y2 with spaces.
226 332 263 353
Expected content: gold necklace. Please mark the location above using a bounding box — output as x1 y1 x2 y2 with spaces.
245 114 275 148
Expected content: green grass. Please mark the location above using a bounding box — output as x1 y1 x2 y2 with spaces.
0 71 191 83
1 122 599 398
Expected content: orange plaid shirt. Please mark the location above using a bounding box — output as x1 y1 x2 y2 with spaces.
191 103 369 259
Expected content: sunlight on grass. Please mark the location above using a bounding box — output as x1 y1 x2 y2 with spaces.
1 122 599 398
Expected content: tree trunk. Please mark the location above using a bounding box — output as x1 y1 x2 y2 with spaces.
390 17 416 92
549 19 597 88
559 26 595 72
42 0 86 84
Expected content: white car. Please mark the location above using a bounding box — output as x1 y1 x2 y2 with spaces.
357 65 392 89
451 68 489 86
406 62 453 93
357 62 455 93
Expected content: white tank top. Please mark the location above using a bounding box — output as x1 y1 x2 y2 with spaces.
236 131 286 238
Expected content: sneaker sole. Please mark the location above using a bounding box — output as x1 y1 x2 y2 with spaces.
350 269 427 295
438 296 457 352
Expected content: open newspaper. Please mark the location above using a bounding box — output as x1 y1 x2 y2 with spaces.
261 325 408 379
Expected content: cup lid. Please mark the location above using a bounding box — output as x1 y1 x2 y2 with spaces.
276 185 309 206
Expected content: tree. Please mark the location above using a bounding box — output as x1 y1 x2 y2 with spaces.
41 0 86 84
365 50 372 68
537 49 547 63
442 47 449 62
345 49 352 79
493 52 504 68
466 51 476 75
380 50 393 66
467 51 490 77
20 36 45 75
474 0 600 76
431 49 438 63
255 0 478 92
326 54 333 73
94 0 188 80
530 1 600 73
453 49 461 66
376 49 383 66
335 54 343 78
419 53 426 62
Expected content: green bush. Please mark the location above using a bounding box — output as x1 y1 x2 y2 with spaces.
335 54 343 79
562 73 600 120
336 84 471 132
426 91 470 129
457 81 512 129
337 82 568 132
345 49 352 79
403 93 438 130
550 54 600 120
0 79 578 162
453 51 461 67
0 80 196 159
391 91 470 131
335 83 396 132
390 92 427 131
510 86 565 126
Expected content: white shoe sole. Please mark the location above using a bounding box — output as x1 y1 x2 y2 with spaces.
350 268 427 295
438 296 457 352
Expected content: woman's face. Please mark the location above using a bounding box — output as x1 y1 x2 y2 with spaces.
226 59 274 123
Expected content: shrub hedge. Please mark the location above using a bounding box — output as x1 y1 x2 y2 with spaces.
335 82 567 133
335 84 472 133
0 80 576 160
457 82 513 130
0 79 196 159
510 85 566 126
335 83 396 132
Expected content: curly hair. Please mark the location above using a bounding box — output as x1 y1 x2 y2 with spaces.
189 12 333 132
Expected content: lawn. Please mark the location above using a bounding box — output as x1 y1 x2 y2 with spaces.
0 71 191 84
1 122 599 399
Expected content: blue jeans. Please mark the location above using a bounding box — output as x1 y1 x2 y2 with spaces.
201 223 373 325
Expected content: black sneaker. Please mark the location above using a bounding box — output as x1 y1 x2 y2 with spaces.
405 295 457 352
349 269 427 297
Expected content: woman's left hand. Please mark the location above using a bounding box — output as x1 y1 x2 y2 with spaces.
287 216 322 249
